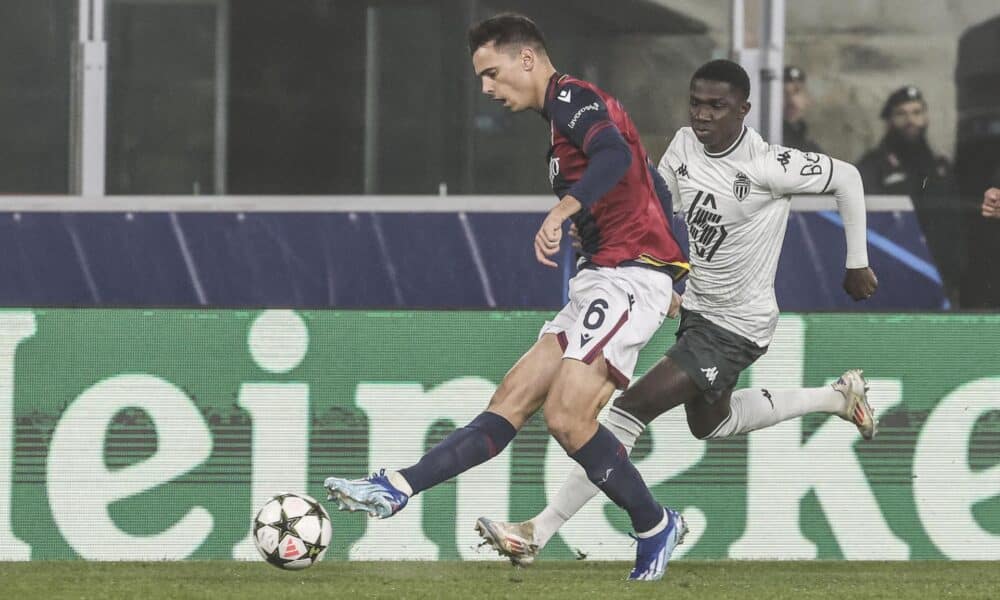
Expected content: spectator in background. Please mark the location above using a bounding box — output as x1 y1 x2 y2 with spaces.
982 187 1000 218
782 66 824 154
857 86 961 304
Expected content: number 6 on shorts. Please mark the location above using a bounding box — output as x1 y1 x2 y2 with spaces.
566 289 630 364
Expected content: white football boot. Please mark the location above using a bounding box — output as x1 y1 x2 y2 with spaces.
474 517 539 566
833 369 877 440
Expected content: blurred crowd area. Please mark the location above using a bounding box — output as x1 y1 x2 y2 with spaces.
1 0 998 306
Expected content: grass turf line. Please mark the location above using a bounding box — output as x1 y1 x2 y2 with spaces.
1 561 997 600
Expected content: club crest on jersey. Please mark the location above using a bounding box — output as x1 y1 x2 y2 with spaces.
549 156 560 186
733 172 751 201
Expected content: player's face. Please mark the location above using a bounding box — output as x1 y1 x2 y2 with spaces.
472 42 536 112
888 100 928 142
689 79 750 150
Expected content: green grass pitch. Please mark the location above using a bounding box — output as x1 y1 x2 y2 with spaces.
2 561 999 599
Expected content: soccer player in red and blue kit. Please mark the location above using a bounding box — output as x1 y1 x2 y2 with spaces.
324 13 689 581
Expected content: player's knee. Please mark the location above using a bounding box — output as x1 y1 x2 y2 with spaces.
688 419 717 440
543 406 581 447
686 405 730 439
612 358 693 424
488 376 537 421
612 389 660 424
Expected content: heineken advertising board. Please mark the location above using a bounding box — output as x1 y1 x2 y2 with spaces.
0 309 997 561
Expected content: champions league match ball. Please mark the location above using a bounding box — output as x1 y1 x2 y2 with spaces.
252 492 333 570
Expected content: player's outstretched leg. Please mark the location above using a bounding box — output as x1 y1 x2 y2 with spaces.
325 335 563 519
697 369 877 440
325 410 517 518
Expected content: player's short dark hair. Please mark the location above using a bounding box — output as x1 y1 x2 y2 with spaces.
467 13 548 56
691 59 751 100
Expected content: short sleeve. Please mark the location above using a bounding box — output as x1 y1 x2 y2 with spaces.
549 84 616 152
754 145 835 198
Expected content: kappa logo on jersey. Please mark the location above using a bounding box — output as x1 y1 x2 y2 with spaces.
549 156 560 186
733 172 751 201
557 89 572 103
686 190 728 262
677 163 689 178
777 150 792 172
701 366 719 385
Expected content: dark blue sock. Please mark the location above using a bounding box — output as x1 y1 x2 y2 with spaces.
399 411 516 495
570 425 664 533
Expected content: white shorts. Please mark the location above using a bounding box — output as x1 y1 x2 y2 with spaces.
539 266 673 389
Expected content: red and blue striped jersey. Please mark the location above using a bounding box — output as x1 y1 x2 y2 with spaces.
543 73 688 279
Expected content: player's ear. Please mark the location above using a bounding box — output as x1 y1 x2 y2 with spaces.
520 47 535 71
739 99 751 119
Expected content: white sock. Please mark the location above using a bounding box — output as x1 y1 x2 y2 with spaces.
387 471 413 497
530 405 646 548
636 509 668 538
704 385 847 439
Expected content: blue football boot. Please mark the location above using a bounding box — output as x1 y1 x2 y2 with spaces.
324 469 409 519
627 508 688 581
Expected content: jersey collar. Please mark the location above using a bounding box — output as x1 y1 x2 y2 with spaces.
541 72 569 120
704 126 748 159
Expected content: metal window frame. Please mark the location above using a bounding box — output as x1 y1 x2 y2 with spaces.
71 0 229 196
731 0 784 144
71 1 789 196
70 0 107 196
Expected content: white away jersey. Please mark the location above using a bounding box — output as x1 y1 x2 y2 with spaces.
658 126 834 345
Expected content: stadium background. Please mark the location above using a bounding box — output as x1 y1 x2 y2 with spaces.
0 0 999 566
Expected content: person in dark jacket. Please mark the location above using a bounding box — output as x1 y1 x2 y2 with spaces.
857 86 961 304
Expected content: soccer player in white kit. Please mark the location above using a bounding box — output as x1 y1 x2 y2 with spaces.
476 59 881 566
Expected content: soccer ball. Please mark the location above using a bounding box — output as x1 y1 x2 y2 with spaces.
252 492 333 570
